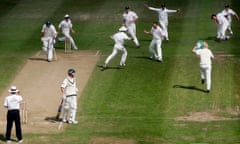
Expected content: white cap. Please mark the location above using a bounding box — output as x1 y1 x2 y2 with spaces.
64 14 70 18
8 86 19 93
119 26 128 32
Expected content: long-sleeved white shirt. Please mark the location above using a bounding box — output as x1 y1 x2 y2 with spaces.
148 7 177 24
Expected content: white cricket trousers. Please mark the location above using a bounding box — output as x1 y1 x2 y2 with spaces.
41 37 54 61
159 20 169 40
217 23 228 39
126 24 140 47
105 46 127 66
200 64 212 91
227 19 233 34
62 31 77 49
63 96 77 122
149 39 163 61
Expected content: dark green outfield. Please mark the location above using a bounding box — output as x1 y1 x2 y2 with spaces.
0 0 240 143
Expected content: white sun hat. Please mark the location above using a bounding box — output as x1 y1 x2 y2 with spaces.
8 86 19 93
119 26 128 32
64 14 70 18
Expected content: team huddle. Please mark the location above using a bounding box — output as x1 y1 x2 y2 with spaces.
101 3 238 94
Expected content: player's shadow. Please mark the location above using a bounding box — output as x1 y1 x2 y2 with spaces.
28 57 47 61
96 65 121 71
173 85 207 93
0 134 5 142
203 36 221 42
45 116 62 123
135 56 152 60
135 56 162 63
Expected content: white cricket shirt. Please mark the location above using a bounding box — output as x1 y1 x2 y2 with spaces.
41 24 57 37
123 11 138 26
196 49 214 65
4 94 23 110
112 32 131 48
58 19 72 33
151 26 165 40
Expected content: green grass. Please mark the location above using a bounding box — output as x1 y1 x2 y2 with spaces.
0 0 240 143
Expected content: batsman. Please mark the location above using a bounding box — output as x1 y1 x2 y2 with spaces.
60 68 79 124
41 20 58 62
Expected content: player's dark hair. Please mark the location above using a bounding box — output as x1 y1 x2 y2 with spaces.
211 14 216 19
224 4 230 8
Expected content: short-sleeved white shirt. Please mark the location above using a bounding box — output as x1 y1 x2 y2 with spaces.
61 76 78 96
123 11 138 26
41 24 57 37
58 19 72 34
196 49 214 65
4 94 23 110
151 26 165 40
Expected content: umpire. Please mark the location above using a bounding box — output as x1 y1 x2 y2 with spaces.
3 86 23 143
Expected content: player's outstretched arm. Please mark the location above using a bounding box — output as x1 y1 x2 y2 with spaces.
144 30 151 35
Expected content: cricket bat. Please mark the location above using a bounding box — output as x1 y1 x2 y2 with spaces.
56 99 63 120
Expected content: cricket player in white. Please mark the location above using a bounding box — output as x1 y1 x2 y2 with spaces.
192 41 214 93
145 4 180 41
123 6 140 48
211 13 230 40
41 20 57 62
102 26 132 70
58 14 78 50
61 69 79 124
221 4 239 35
144 22 166 62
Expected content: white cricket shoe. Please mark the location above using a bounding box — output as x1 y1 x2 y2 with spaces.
69 120 78 124
120 63 126 67
18 139 23 143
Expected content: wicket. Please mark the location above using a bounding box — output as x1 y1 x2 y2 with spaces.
20 102 28 124
65 37 71 53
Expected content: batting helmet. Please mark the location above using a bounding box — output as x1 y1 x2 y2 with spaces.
68 68 75 74
46 20 51 27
